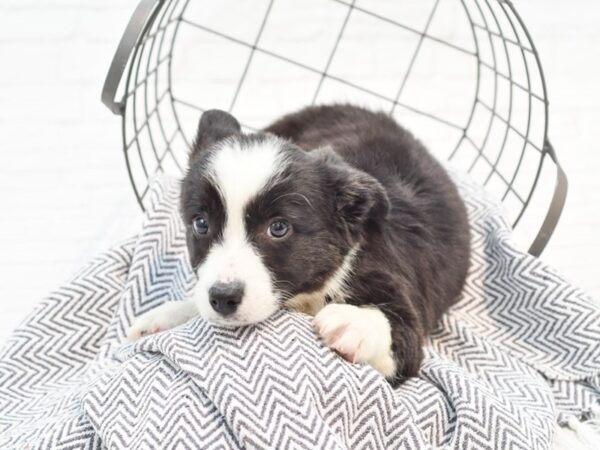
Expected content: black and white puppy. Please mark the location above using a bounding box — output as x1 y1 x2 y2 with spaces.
128 104 470 385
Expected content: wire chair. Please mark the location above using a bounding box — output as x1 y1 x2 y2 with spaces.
102 0 567 256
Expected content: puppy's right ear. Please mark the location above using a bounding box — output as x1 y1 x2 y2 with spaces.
191 110 241 162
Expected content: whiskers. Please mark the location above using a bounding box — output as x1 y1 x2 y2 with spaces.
275 289 295 304
272 279 295 303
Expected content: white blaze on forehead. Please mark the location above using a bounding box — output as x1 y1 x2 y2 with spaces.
207 137 286 242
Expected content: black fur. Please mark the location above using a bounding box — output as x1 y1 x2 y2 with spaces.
182 105 470 385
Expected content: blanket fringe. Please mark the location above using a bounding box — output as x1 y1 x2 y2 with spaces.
554 405 600 450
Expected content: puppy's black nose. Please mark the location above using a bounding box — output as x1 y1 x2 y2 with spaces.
209 281 244 316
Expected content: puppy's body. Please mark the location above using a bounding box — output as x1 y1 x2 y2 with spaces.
266 105 470 380
129 104 470 385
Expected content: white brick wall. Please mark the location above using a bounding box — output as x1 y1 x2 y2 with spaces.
0 0 598 343
517 1 600 297
0 0 142 342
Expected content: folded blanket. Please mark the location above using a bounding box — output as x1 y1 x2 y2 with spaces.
1 174 599 449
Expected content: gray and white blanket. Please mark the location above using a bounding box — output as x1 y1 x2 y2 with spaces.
1 175 599 449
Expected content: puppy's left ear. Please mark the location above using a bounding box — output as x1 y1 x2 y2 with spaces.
313 146 390 235
334 167 390 234
191 109 241 162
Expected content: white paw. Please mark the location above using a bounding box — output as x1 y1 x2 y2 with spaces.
313 303 396 377
127 301 198 341
127 311 167 341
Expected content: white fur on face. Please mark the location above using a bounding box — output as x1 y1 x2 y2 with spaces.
192 137 287 325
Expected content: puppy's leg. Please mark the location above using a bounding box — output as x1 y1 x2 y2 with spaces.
313 303 396 378
127 300 198 341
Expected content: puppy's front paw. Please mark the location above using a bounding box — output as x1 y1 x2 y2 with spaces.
127 312 164 341
313 303 396 378
127 301 198 341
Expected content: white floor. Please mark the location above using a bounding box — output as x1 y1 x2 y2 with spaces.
0 0 599 344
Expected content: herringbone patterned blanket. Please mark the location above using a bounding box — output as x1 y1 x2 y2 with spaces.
1 175 599 449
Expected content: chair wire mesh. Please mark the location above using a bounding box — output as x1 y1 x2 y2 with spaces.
117 0 556 233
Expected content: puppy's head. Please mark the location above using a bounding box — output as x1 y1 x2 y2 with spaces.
181 110 389 325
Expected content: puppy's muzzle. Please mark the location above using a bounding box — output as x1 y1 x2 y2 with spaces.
209 281 244 316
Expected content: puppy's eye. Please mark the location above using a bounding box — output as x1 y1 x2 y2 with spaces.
267 220 289 239
193 213 209 236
